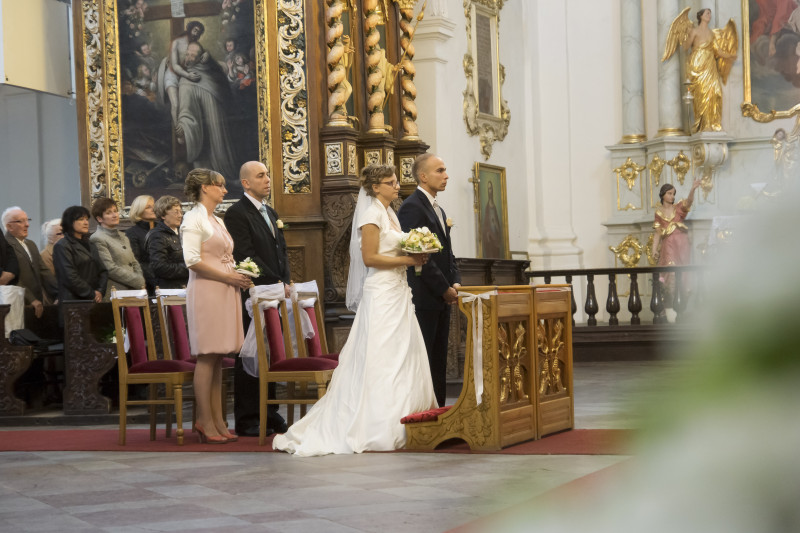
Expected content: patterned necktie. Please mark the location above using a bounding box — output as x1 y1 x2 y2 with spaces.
259 204 275 236
432 199 446 232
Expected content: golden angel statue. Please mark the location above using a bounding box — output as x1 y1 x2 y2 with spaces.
663 7 738 133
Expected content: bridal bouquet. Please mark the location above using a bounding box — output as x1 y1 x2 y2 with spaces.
400 227 443 275
235 257 261 278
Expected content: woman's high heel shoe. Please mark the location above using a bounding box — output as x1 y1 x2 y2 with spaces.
195 424 228 444
221 431 238 442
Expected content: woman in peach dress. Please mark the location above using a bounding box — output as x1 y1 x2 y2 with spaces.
181 168 252 443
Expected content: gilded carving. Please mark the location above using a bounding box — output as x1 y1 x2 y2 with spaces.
497 321 529 405
347 143 358 175
462 0 510 160
396 1 421 139
363 0 387 132
614 157 645 191
278 0 312 194
667 150 691 186
608 235 643 268
400 156 415 184
645 233 658 266
365 149 381 165
536 318 565 396
386 149 394 166
326 142 344 175
326 0 355 126
648 154 666 186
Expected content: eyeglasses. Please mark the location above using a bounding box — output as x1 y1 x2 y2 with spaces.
380 180 399 188
9 218 31 224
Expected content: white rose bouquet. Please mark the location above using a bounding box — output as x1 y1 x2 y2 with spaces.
399 227 443 275
235 257 261 278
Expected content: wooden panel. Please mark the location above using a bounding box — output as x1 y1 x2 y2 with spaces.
499 404 536 447
538 396 573 438
496 293 531 319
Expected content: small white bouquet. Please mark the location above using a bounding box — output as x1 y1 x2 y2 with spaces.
235 257 261 278
400 227 443 275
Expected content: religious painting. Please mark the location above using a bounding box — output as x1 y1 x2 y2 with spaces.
463 0 510 160
116 0 259 201
742 0 800 121
73 0 275 211
473 162 509 260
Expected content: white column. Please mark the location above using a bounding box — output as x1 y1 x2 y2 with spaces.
657 0 684 136
620 0 646 143
525 1 582 270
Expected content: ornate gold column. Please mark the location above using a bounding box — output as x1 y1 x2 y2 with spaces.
363 0 387 133
396 0 420 139
326 0 355 127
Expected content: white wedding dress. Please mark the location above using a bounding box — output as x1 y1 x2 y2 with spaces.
272 198 437 457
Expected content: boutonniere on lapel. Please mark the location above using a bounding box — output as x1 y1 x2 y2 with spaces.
276 219 286 229
446 218 454 228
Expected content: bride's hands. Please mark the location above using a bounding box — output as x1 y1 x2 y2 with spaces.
228 271 253 290
406 253 429 267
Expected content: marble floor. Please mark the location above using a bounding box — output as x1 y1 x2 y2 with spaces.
0 361 670 533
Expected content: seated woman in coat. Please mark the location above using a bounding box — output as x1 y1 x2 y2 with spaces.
90 198 146 298
145 195 189 290
53 205 108 305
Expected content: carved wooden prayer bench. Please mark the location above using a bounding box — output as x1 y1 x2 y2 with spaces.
402 285 574 451
0 304 34 416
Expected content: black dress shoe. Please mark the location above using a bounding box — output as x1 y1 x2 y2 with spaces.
236 426 274 437
268 421 289 434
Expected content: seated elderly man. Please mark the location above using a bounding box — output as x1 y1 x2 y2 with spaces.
2 206 57 317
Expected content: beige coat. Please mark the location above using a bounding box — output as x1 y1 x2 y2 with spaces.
90 226 145 297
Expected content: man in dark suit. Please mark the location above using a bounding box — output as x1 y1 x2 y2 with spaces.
224 161 290 436
2 207 57 317
398 154 461 407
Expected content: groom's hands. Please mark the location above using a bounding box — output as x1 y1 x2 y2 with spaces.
442 286 458 305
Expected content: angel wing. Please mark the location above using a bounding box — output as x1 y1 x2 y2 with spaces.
662 7 693 62
713 19 738 84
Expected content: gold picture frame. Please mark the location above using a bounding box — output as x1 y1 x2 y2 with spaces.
473 162 510 259
73 0 281 213
463 0 510 160
741 0 800 122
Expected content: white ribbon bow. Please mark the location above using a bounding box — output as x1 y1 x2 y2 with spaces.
240 283 285 377
458 290 497 406
289 280 318 341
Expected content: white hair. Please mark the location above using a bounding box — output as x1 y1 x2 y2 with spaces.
42 218 62 246
1 206 23 229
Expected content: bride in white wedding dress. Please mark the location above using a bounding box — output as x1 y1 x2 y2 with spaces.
272 165 438 457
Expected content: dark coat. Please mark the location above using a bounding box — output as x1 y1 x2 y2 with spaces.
4 233 57 304
0 236 19 285
53 233 109 302
145 221 189 290
224 196 291 286
397 189 461 311
126 220 155 293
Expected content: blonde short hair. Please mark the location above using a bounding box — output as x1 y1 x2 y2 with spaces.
129 195 154 222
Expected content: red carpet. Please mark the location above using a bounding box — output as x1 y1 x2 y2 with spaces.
0 428 631 455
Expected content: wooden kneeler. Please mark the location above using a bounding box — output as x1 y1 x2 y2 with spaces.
403 285 574 451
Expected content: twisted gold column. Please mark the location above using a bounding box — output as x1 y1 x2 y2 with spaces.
363 0 386 133
326 0 352 126
397 4 419 139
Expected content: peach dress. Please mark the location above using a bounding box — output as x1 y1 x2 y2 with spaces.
186 216 243 355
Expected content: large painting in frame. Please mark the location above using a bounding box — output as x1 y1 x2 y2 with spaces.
473 162 509 260
741 0 800 122
73 0 276 210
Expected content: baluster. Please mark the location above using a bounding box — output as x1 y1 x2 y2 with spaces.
651 273 666 324
585 274 598 326
544 275 552 284
566 274 576 327
606 274 620 326
673 267 686 322
628 272 641 325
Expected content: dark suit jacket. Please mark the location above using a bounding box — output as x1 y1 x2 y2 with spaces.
4 233 57 304
224 196 291 286
398 189 461 311
0 237 19 285
53 234 109 302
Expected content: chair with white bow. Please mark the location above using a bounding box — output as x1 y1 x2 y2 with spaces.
246 283 337 445
290 281 339 363
111 287 195 445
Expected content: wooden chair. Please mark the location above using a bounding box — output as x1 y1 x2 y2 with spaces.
292 291 339 362
111 288 195 445
154 288 233 423
251 292 336 445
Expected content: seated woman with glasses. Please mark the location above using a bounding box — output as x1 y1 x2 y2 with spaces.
145 195 189 290
53 206 108 309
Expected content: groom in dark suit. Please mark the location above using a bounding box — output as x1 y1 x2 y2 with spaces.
224 161 290 436
398 154 461 407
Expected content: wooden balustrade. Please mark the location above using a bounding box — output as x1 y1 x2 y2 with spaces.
529 265 704 326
